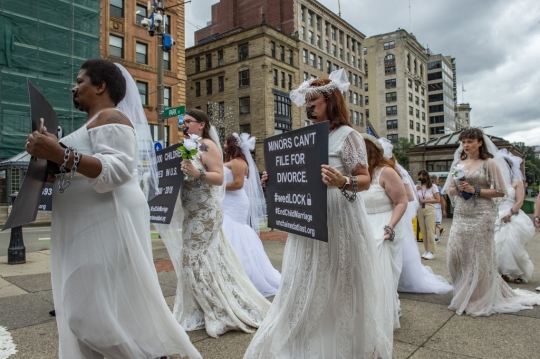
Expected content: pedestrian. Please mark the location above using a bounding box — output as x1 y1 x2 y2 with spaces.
443 127 540 316
535 194 540 291
245 69 393 358
430 174 446 242
416 170 440 260
25 59 202 359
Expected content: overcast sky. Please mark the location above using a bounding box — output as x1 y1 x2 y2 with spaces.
184 0 540 145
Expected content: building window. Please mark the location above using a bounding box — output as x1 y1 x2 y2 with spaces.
288 50 293 65
410 134 414 142
331 26 336 40
365 83 369 91
384 54 396 74
164 87 171 107
309 52 316 67
195 82 200 97
218 50 224 66
136 3 146 24
416 109 420 118
206 79 212 95
387 120 398 129
303 49 308 64
366 109 369 118
417 136 420 144
365 96 369 105
317 35 321 48
280 72 285 88
164 14 170 34
288 74 292 90
386 106 397 115
415 84 419 92
420 65 424 77
385 79 396 88
238 43 249 60
316 16 321 30
416 122 420 131
109 35 123 58
239 97 250 114
339 48 343 60
409 106 413 115
326 60 331 74
387 134 398 143
318 56 323 70
218 76 224 92
409 120 414 129
135 42 148 64
383 41 395 50
353 74 358 87
353 92 359 105
136 81 147 105
307 11 312 26
239 69 250 87
273 69 278 86
332 44 337 57
421 87 425 95
408 92 413 101
413 59 417 74
163 51 170 70
408 79 412 88
422 112 425 120
304 72 309 81
363 47 367 55
149 124 170 147
415 96 419 105
422 124 426 133
270 41 276 57
274 94 291 117
280 45 285 61
195 57 200 73
240 124 251 134
110 0 123 18
325 40 329 53
352 111 360 125
386 92 397 102
422 99 425 108
308 30 314 44
206 54 212 69
348 91 353 103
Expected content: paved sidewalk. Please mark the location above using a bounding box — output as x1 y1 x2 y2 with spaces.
1 218 540 358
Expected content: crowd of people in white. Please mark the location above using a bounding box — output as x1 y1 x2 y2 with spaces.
25 59 540 359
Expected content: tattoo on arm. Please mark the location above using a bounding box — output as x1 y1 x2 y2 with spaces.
199 142 209 152
204 163 209 171
105 112 126 124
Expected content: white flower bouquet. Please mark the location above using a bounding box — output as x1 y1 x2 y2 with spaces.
178 134 200 180
452 163 467 181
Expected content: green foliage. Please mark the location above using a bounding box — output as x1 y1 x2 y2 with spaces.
177 145 198 160
392 137 415 171
514 143 540 185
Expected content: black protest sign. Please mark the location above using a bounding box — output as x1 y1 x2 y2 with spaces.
2 81 59 231
38 183 53 211
148 144 182 224
264 121 329 242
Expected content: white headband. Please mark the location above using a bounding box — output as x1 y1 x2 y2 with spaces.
289 68 350 107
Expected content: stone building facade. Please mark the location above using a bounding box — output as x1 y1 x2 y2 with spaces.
101 0 186 146
186 24 300 170
455 103 472 130
364 30 429 145
426 54 456 139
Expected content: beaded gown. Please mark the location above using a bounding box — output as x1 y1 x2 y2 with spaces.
244 126 393 359
360 166 404 330
447 159 540 316
494 181 536 282
222 167 281 297
157 158 271 338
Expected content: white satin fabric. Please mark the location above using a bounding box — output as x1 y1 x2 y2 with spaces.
222 167 281 297
495 185 536 282
244 126 393 359
51 112 201 359
360 166 404 330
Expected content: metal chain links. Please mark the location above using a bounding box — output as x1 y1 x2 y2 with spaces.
58 147 81 193
194 168 206 188
340 175 358 203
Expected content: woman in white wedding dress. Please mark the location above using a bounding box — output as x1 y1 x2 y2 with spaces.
373 139 453 295
222 133 281 297
26 59 202 359
244 70 392 359
156 109 270 338
494 149 536 284
360 135 407 330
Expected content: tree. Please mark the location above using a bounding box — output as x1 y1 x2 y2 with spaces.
392 137 415 170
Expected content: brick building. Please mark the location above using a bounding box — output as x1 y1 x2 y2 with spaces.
101 0 186 146
186 23 300 170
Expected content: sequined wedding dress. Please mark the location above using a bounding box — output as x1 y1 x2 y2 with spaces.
494 183 536 282
158 159 270 338
244 126 392 359
447 159 540 316
222 167 281 297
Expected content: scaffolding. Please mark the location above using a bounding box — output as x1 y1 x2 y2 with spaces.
0 0 100 161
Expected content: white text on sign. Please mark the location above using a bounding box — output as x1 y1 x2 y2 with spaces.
267 132 316 151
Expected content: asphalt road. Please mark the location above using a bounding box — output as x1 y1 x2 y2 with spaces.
0 226 51 255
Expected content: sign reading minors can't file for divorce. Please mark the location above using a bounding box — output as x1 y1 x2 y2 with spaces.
264 121 329 242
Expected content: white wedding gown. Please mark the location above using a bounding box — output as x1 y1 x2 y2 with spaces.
398 200 453 294
494 184 536 282
51 112 201 359
222 167 281 297
360 166 404 330
244 126 392 359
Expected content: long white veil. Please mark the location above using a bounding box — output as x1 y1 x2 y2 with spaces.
114 63 159 201
238 133 267 233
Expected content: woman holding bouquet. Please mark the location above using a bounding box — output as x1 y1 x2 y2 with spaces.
156 109 270 338
443 127 540 316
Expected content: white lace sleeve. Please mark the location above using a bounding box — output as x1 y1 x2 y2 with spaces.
341 130 368 174
87 124 138 193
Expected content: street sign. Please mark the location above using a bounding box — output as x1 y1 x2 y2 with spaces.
154 141 163 152
164 105 185 118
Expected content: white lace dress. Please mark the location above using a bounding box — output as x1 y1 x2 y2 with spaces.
157 159 271 338
222 167 281 297
360 166 404 330
494 183 536 282
244 126 393 359
51 112 202 359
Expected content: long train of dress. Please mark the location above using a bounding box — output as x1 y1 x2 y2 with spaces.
157 161 271 338
447 159 540 316
244 126 392 359
222 167 281 297
398 201 453 294
52 118 201 358
494 186 536 282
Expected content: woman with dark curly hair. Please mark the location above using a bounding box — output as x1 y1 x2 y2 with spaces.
221 132 281 297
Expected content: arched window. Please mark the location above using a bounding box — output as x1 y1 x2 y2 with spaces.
384 54 396 74
420 65 424 77
413 59 417 74
406 54 410 71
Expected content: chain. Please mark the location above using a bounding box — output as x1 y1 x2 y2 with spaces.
340 175 358 203
58 147 81 193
